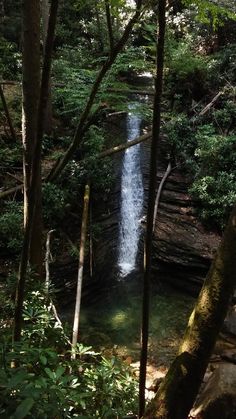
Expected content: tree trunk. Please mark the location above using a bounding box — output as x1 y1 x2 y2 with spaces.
95 2 104 52
139 1 167 417
22 0 42 276
14 0 58 341
143 205 236 419
42 0 53 134
72 184 90 358
105 0 114 53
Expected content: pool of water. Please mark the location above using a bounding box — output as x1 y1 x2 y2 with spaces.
66 280 195 367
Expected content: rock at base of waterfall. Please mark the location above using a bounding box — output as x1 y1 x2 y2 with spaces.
224 305 236 336
190 363 236 419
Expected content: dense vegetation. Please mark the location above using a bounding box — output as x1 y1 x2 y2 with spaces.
0 0 236 417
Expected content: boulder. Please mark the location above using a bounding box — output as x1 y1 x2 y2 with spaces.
190 363 236 419
224 305 236 336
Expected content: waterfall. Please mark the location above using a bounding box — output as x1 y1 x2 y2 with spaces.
118 106 144 277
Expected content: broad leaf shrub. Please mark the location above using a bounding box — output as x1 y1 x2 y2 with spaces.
165 115 236 230
0 345 138 418
0 278 138 418
0 201 23 254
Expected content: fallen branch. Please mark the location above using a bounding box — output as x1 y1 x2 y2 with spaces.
199 91 223 116
106 110 127 118
98 131 152 159
1 131 152 199
6 172 22 183
0 184 23 199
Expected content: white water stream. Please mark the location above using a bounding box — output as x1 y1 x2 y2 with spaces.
118 106 144 276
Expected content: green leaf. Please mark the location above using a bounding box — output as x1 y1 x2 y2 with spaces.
12 398 34 419
55 366 65 379
44 368 55 380
39 355 47 366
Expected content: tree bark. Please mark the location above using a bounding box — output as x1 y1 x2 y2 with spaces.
42 0 53 134
47 0 143 182
72 184 90 359
143 205 236 419
21 0 42 275
105 0 114 53
14 0 59 342
139 1 167 417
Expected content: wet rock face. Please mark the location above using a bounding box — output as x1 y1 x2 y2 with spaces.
151 171 220 294
140 139 221 295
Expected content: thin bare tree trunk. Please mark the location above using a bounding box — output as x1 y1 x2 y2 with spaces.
0 85 17 141
143 204 236 419
139 1 167 417
72 184 91 359
45 229 55 292
153 162 172 231
89 202 93 277
14 0 59 342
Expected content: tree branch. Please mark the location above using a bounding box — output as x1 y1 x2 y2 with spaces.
47 0 144 182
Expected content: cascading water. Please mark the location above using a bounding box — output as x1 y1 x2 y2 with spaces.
118 105 144 277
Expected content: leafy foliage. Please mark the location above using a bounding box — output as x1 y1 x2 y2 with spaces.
0 343 138 418
166 114 236 229
182 0 236 28
42 183 66 226
0 201 23 253
0 36 20 78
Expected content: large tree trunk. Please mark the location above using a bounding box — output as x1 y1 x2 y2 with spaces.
42 0 53 134
14 0 58 341
143 205 236 419
22 0 42 276
139 0 167 417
